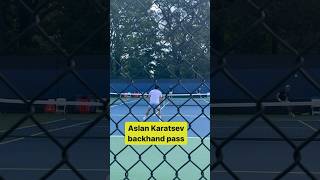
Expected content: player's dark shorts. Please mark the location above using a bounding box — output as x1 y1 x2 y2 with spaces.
149 103 159 109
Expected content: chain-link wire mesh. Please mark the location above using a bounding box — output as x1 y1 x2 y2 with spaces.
110 0 210 179
0 0 107 179
5 0 320 179
212 0 320 179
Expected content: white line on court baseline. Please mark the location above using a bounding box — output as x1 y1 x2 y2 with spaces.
0 167 106 172
214 170 320 175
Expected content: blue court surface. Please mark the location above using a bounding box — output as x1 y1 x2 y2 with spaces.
110 102 210 137
109 98 210 180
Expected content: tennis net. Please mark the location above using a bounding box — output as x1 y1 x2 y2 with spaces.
110 92 210 107
3 99 319 141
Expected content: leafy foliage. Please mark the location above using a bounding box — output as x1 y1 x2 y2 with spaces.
111 0 210 79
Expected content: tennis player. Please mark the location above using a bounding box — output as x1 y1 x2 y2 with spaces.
277 84 295 117
143 85 163 121
168 86 174 98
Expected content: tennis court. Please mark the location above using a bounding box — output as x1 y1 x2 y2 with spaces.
0 93 210 180
0 99 107 180
213 102 320 180
1 97 320 180
110 93 210 180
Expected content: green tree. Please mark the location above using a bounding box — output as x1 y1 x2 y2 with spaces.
111 0 210 79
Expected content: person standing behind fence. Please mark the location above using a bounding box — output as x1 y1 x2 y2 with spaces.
168 86 174 98
144 85 163 121
276 84 295 117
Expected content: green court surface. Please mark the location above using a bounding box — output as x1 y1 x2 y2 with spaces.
110 136 210 180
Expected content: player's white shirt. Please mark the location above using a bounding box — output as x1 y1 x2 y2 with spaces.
149 89 162 104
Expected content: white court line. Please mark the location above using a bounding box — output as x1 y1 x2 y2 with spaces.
0 98 136 145
0 167 106 172
0 137 25 145
110 99 138 108
0 120 93 145
0 118 66 133
30 120 93 137
296 119 318 132
160 101 170 110
214 170 320 175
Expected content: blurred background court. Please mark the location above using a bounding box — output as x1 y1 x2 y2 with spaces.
0 0 108 178
0 97 107 179
212 0 320 179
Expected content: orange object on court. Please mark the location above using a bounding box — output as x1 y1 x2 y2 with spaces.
44 104 56 113
79 97 90 113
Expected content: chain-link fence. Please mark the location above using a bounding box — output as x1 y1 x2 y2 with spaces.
110 0 210 179
212 0 320 179
0 0 107 179
3 0 319 179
